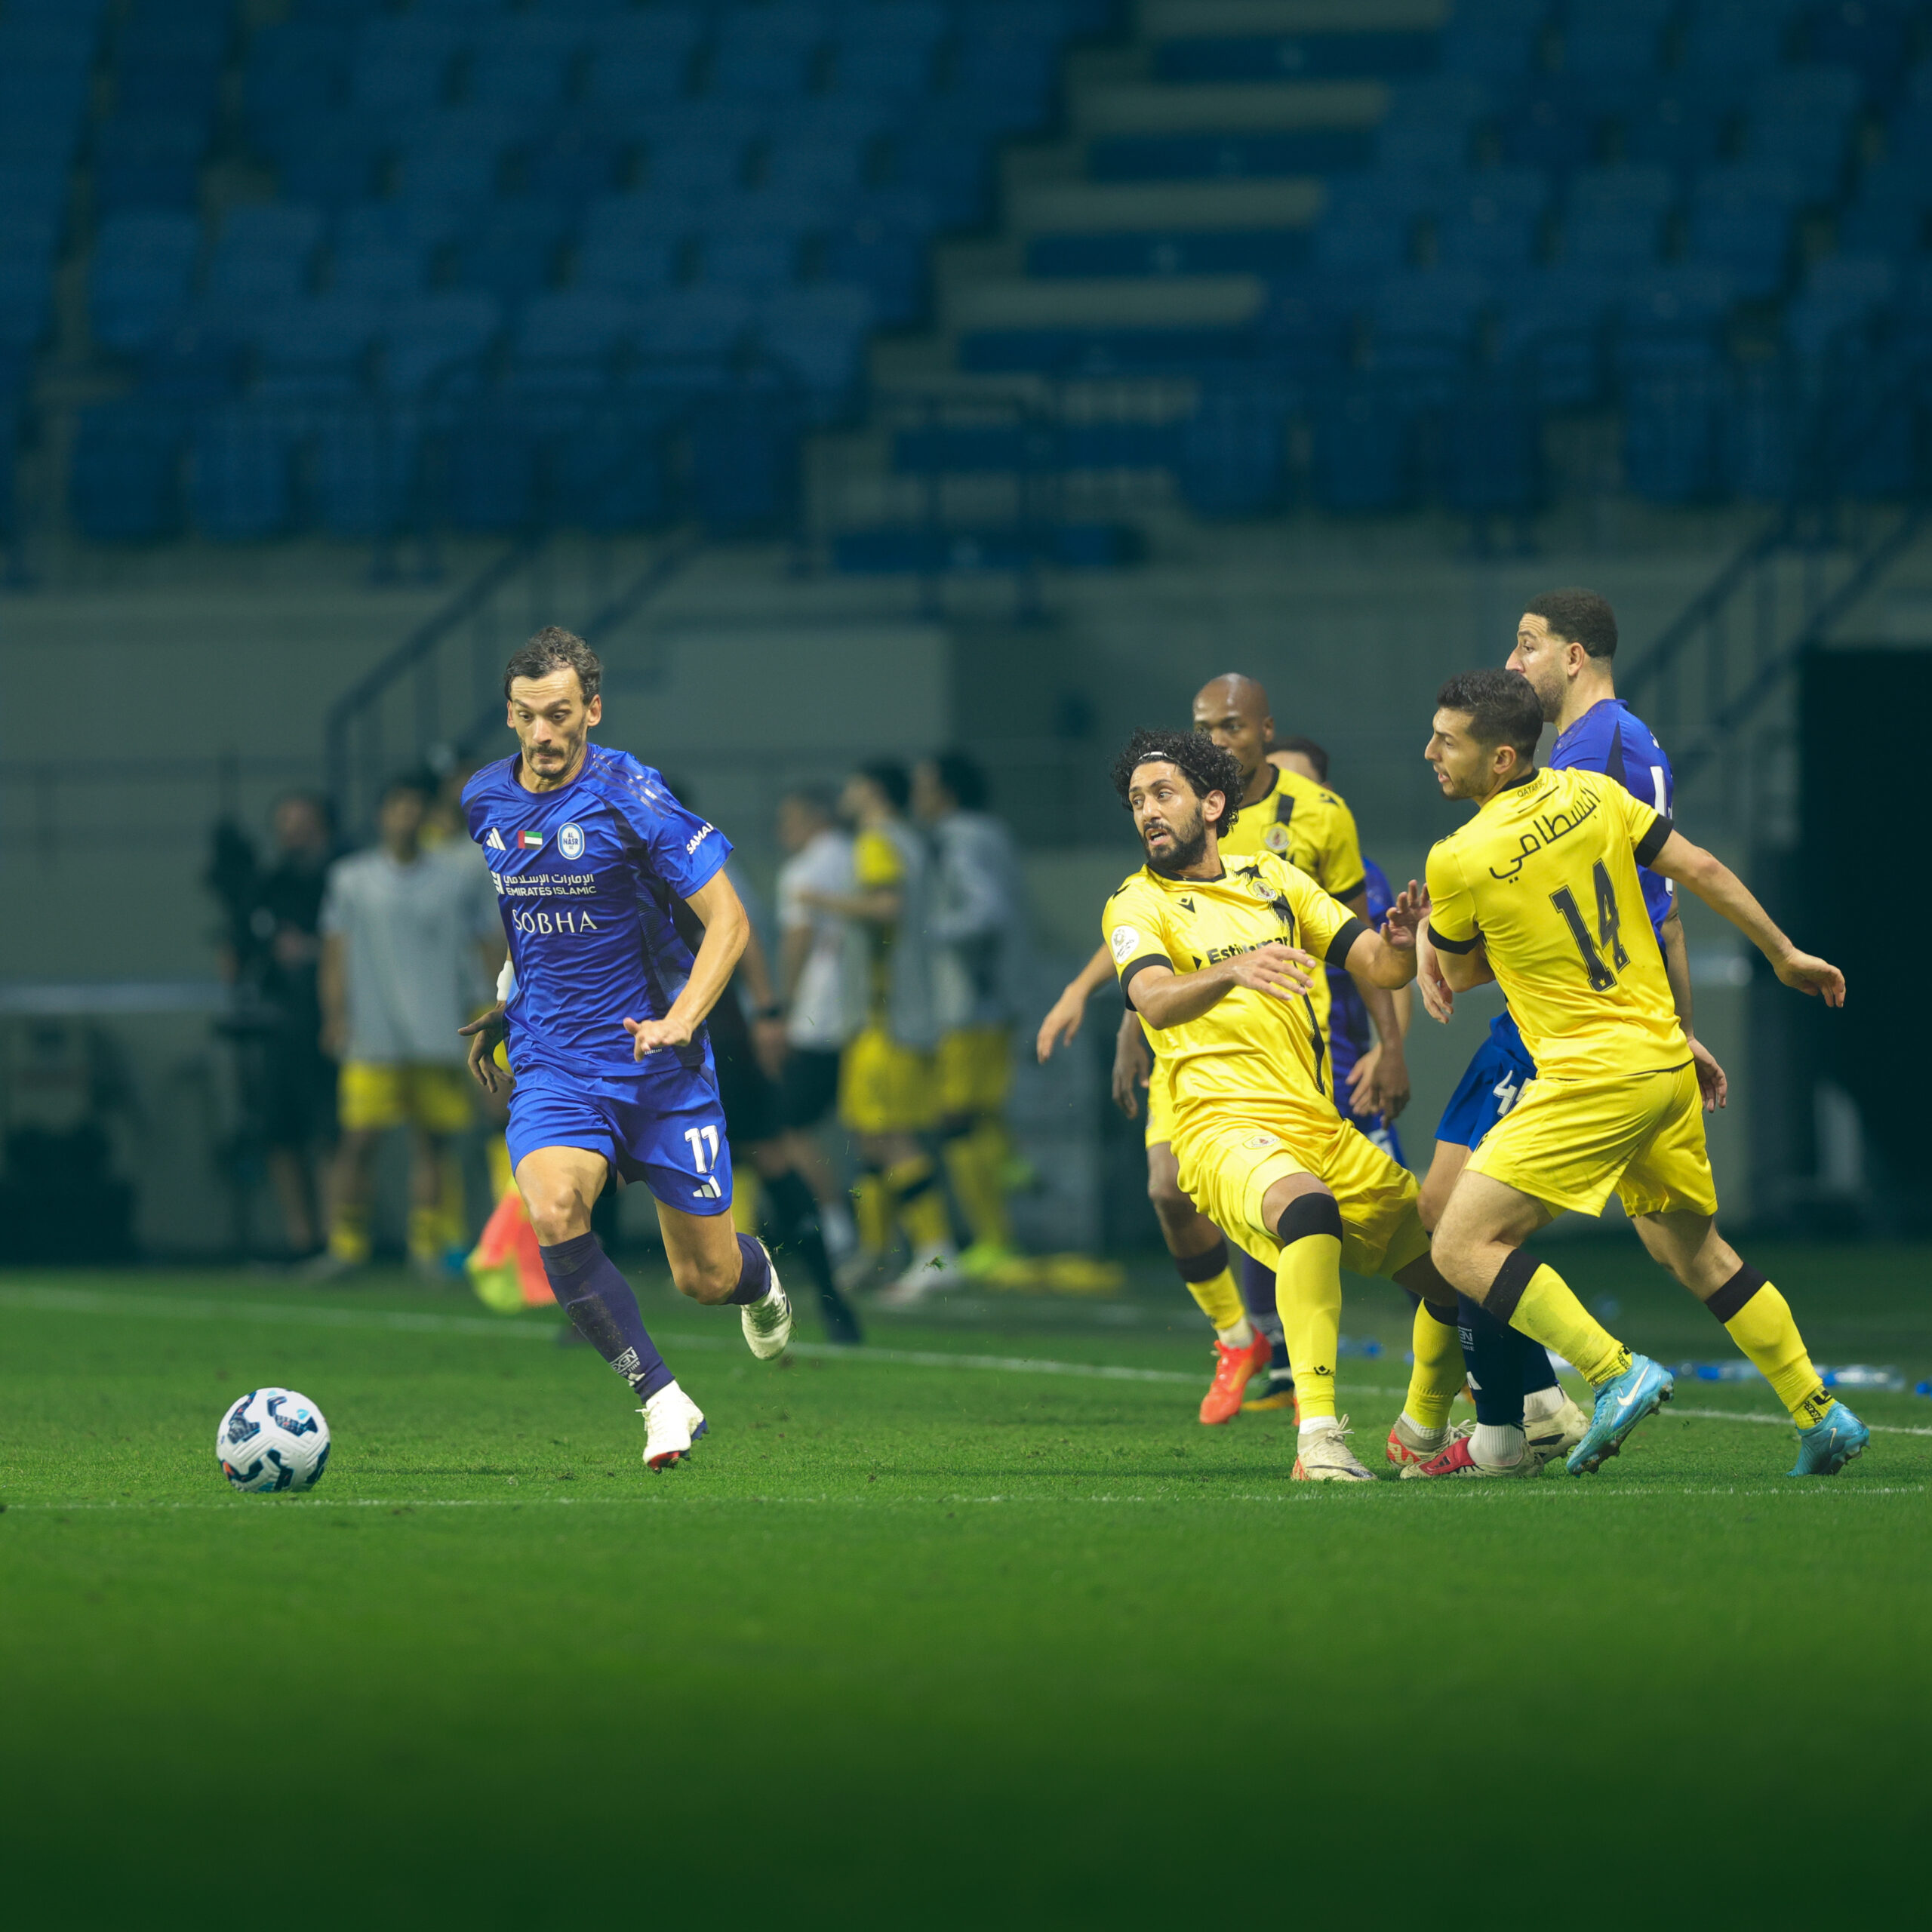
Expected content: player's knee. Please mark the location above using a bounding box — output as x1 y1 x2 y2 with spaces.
667 1245 737 1303
522 1184 590 1248
1270 1187 1340 1247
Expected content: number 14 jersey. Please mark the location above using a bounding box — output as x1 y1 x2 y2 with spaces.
1425 766 1684 1084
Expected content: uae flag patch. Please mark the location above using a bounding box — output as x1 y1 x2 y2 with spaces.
515 829 545 851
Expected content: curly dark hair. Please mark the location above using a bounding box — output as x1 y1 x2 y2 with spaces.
1436 668 1543 765
1111 728 1242 835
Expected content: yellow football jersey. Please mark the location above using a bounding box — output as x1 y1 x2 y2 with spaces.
1103 851 1366 1135
853 826 903 1021
1220 764 1366 903
1426 766 1686 1083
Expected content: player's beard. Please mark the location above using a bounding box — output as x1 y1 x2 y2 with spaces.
1514 663 1561 723
1144 804 1208 877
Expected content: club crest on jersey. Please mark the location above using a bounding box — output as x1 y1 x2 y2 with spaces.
515 829 545 852
557 822 585 861
1109 924 1140 963
1264 825 1290 854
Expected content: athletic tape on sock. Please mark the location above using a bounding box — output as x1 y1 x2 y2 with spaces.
1705 1261 1767 1326
1485 1247 1543 1324
1174 1238 1231 1284
1274 1192 1343 1247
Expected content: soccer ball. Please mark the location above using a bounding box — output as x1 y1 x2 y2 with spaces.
217 1387 331 1494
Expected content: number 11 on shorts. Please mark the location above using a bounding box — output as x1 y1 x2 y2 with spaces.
685 1124 721 1172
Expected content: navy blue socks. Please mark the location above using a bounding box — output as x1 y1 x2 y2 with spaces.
540 1232 673 1401
726 1230 772 1306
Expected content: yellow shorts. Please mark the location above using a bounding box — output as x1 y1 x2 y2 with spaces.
936 1026 1011 1118
838 1026 937 1135
1176 1108 1426 1280
1143 1052 1174 1148
1466 1060 1718 1220
339 1061 474 1136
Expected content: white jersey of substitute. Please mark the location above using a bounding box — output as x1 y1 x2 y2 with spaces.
928 808 1026 1031
776 826 866 1051
321 842 498 1064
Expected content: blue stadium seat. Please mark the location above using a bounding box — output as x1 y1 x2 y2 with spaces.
576 193 691 279
687 385 799 532
256 298 383 401
1434 178 1546 274
891 114 998 226
137 322 242 405
1028 229 1311 280
548 411 668 531
700 228 805 294
1176 382 1289 517
711 5 825 103
1439 0 1545 82
0 260 53 352
329 232 429 303
70 402 184 540
580 13 705 112
204 205 326 312
313 405 418 537
91 211 201 353
1090 127 1377 182
1687 166 1801 297
454 201 572 303
263 117 387 208
392 110 522 211
1620 80 1734 174
94 112 210 215
349 18 463 117
1377 75 1491 172
1152 28 1438 84
827 14 943 103
1680 0 1805 78
380 293 502 396
1499 78 1607 174
1619 263 1736 338
1803 0 1913 100
1786 256 1899 366
1839 158 1930 257
524 128 623 206
1724 356 1799 502
438 412 536 531
192 409 293 541
1442 370 1542 515
512 291 637 393
1623 358 1728 502
1496 266 1617 406
823 191 937 326
1311 377 1414 512
1740 67 1863 198
758 282 874 399
468 17 583 111
1559 0 1672 78
629 288 758 380
244 22 353 131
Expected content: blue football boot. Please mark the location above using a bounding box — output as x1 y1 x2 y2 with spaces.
1565 1354 1675 1475
1787 1399 1869 1476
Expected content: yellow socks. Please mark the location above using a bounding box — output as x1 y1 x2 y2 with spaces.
1708 1265 1831 1426
1487 1250 1630 1387
854 1168 892 1254
486 1134 514 1200
1272 1195 1345 1423
886 1156 952 1252
943 1119 1014 1251
328 1202 371 1265
1175 1237 1245 1330
732 1168 763 1238
1405 1300 1466 1430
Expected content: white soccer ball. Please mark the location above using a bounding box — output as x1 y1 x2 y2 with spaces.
217 1387 331 1494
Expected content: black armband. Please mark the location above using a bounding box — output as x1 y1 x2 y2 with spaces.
1118 955 1168 1008
1324 915 1367 964
1633 814 1670 868
1429 925 1482 955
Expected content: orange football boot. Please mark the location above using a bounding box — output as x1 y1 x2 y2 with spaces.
1198 1330 1272 1424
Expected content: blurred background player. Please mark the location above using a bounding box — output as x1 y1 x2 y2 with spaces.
1410 589 1703 1475
772 785 863 1266
915 749 1027 1278
208 790 341 1259
800 760 949 1302
313 774 502 1281
674 779 861 1346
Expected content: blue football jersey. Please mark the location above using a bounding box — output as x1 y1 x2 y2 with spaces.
1328 855 1394 1085
1549 697 1675 932
463 746 732 1080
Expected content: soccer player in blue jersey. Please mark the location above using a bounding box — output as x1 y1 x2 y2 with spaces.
1407 588 1721 1478
459 628 792 1473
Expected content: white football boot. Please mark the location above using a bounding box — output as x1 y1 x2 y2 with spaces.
876 1242 955 1307
740 1241 793 1360
641 1381 707 1472
1291 1417 1376 1482
1524 1392 1592 1467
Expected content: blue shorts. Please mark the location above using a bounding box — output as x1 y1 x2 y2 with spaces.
506 1057 734 1216
1435 1012 1538 1151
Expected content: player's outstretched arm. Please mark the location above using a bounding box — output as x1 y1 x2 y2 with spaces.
1036 942 1115 1061
1646 831 1846 1006
459 1004 508 1094
1111 1008 1152 1118
624 870 752 1057
1131 944 1317 1030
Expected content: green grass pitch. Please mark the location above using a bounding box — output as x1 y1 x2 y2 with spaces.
2 1244 1926 1927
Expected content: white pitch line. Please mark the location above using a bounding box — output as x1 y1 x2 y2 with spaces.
2 1284 1928 1433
